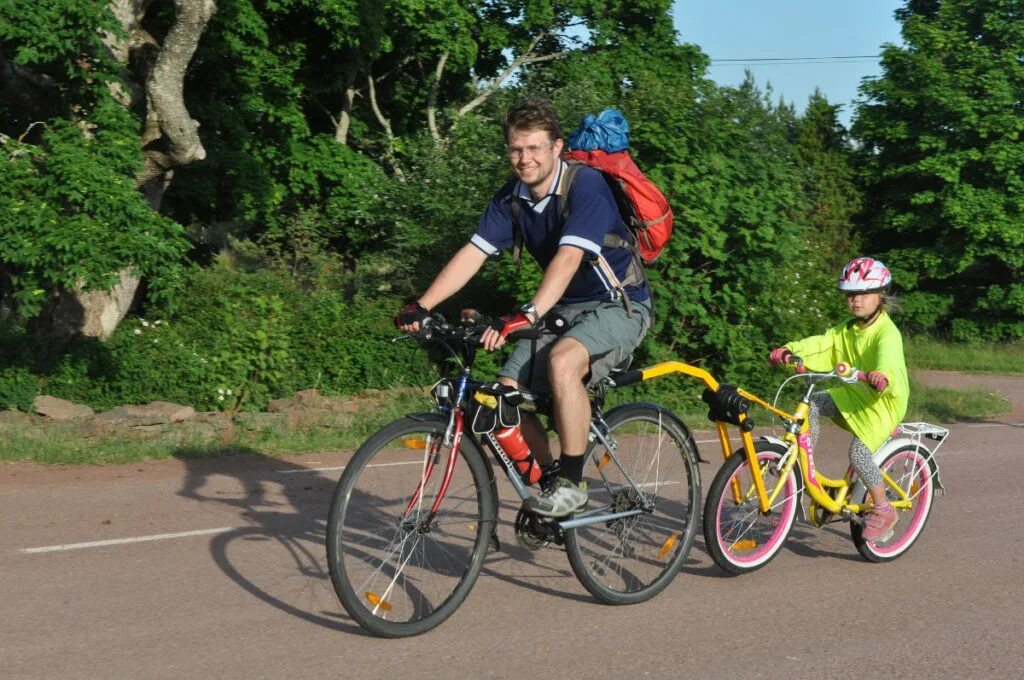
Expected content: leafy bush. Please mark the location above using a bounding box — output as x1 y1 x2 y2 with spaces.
0 263 443 411
0 366 40 411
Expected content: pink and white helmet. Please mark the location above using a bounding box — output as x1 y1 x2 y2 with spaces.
837 257 892 293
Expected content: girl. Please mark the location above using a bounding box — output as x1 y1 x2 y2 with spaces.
769 257 909 542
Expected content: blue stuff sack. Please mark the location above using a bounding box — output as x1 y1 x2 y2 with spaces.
566 107 631 153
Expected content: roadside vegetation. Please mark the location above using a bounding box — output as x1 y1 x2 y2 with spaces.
905 337 1024 374
1 1 1020 465
0 337 1012 465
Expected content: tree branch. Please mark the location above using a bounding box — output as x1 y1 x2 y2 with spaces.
135 0 217 196
457 32 567 117
334 69 357 145
426 50 449 143
367 68 405 181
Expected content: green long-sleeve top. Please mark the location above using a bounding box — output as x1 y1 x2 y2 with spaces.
785 311 909 452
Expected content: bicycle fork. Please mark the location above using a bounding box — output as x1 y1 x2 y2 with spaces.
401 409 466 529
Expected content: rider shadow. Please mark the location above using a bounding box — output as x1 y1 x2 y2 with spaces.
172 446 373 636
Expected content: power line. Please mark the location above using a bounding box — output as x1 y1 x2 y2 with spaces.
710 55 881 63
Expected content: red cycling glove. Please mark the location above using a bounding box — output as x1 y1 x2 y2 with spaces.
866 371 889 393
768 347 793 367
494 312 533 340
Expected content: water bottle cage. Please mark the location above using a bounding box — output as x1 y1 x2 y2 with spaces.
471 382 524 434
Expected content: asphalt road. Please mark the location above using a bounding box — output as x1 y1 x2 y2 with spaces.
2 372 1023 679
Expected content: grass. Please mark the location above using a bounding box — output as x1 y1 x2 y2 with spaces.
907 383 1009 423
3 338 1018 466
0 390 434 466
906 336 1024 373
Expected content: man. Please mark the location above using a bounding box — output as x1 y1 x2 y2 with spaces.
395 96 652 518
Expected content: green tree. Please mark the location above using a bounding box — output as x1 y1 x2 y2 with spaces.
0 0 215 336
853 0 1024 340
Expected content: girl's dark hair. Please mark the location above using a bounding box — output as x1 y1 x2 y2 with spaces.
503 96 563 143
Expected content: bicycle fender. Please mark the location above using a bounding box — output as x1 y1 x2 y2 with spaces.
604 402 708 463
849 437 945 500
405 412 447 423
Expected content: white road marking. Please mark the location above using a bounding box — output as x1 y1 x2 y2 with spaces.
21 527 237 554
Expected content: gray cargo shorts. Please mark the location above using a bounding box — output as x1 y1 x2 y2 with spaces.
498 298 651 394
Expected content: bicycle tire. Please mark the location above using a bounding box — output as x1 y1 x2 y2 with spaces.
703 440 800 575
326 414 497 637
850 444 934 562
564 403 701 604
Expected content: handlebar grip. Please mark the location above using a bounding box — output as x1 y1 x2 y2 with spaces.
836 362 870 382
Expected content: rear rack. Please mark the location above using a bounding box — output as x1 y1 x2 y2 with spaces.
897 421 949 496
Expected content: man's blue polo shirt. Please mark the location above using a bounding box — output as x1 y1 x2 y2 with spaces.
470 161 651 305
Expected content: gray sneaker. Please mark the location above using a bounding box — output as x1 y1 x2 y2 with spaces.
523 477 588 518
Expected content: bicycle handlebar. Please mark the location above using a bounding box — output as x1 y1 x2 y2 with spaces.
397 310 541 345
786 355 875 389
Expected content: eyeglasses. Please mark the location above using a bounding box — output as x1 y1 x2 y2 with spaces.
506 141 554 159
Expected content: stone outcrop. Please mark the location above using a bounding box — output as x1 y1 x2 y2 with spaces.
33 396 95 420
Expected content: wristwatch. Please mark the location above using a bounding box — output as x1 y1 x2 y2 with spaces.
519 302 538 324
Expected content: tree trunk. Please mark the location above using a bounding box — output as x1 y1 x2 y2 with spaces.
55 0 215 340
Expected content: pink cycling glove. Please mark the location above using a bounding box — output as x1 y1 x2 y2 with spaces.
866 371 889 393
768 347 793 367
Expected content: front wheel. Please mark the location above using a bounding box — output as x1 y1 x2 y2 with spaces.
851 445 935 562
703 440 800 575
326 414 497 638
564 404 701 605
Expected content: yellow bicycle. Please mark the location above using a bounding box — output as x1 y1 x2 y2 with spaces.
690 358 947 574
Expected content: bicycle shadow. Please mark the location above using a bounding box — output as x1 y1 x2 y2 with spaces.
172 447 372 636
172 447 605 633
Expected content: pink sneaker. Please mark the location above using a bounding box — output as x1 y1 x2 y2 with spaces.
862 504 898 542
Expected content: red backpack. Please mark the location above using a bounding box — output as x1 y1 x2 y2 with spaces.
562 149 673 264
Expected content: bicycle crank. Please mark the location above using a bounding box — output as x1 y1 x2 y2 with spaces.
514 508 565 550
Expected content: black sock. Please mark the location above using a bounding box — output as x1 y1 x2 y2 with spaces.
558 454 586 484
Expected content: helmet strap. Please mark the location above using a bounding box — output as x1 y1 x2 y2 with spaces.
856 302 883 328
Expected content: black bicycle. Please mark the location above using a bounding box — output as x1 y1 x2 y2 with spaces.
325 310 701 637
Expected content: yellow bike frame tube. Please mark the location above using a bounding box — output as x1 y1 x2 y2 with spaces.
736 388 796 422
766 438 800 509
715 422 733 460
737 415 772 512
640 361 720 392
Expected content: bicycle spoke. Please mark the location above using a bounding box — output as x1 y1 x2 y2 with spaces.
566 406 700 604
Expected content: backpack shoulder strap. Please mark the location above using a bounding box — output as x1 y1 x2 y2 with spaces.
558 161 585 224
510 198 524 268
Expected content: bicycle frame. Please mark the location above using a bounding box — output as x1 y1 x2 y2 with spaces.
641 359 945 518
405 358 709 534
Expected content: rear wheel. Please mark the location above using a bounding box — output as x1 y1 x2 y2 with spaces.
326 415 497 637
703 440 800 575
851 445 934 562
564 404 701 604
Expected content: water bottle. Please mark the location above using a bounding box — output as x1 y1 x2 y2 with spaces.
494 424 542 485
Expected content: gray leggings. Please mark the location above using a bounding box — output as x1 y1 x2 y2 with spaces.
807 393 883 488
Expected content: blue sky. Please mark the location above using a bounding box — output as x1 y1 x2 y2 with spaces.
672 1 906 127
